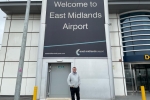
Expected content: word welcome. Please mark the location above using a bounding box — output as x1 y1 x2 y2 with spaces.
54 1 88 7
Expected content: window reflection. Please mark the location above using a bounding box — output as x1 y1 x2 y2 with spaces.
134 45 150 50
121 18 130 23
123 42 133 46
123 37 132 41
132 26 150 30
122 35 150 41
122 28 131 32
123 40 150 46
121 23 130 27
122 31 150 37
133 40 150 45
123 47 133 51
123 45 150 51
130 16 150 21
122 32 131 36
133 35 150 39
121 12 150 60
132 31 150 35
131 21 150 25
122 26 150 31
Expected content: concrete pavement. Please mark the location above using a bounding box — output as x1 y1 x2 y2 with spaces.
116 92 150 100
0 96 32 100
0 93 150 100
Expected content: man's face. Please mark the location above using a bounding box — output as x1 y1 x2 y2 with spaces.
72 67 76 73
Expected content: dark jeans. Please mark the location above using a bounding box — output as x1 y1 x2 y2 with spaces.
70 86 80 100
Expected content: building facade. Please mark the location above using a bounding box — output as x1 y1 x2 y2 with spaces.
0 0 150 100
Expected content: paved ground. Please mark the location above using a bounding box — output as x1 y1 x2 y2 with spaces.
0 96 32 100
116 92 150 100
0 93 150 100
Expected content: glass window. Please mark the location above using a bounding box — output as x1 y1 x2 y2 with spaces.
133 40 150 45
131 25 150 30
122 26 150 33
124 52 134 56
132 30 150 35
134 45 150 50
131 21 150 25
120 12 150 58
122 32 131 36
121 23 130 27
122 37 132 41
123 42 133 46
133 35 150 40
121 18 130 23
123 47 134 51
122 28 131 32
130 16 150 21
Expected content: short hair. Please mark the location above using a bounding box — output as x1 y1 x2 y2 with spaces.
73 67 76 68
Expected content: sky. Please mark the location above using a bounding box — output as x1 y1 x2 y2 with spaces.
0 9 6 45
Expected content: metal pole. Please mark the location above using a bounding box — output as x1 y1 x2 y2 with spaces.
141 86 147 100
33 86 38 100
14 0 31 100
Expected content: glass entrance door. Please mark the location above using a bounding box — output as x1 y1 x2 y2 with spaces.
135 67 148 91
133 64 150 92
125 64 150 92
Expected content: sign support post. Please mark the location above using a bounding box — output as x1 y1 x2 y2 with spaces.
14 0 31 100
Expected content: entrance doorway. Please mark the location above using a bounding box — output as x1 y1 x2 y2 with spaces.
134 64 150 91
47 63 71 98
125 64 150 92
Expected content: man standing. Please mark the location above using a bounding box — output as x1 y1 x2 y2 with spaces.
67 67 80 100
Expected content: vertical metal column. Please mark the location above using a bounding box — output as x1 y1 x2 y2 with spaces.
14 0 31 100
35 0 47 99
104 0 115 99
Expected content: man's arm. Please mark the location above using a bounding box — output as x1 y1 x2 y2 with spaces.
78 75 81 86
67 73 72 86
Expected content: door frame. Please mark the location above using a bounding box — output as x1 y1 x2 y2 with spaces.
40 59 74 99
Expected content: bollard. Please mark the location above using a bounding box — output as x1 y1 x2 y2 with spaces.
33 86 38 100
141 86 146 100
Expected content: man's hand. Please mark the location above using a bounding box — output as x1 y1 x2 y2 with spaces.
70 85 74 87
